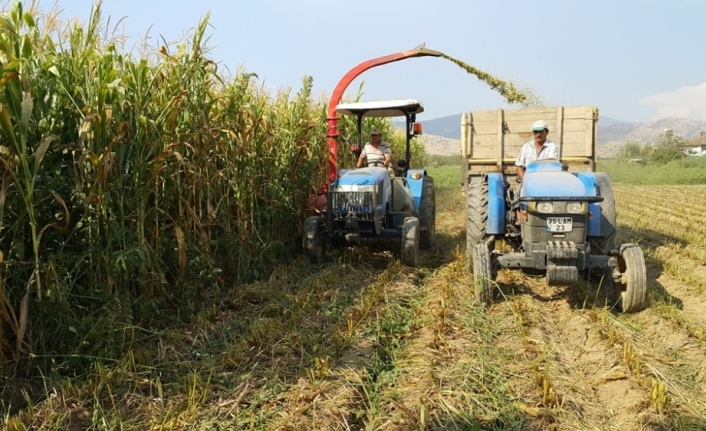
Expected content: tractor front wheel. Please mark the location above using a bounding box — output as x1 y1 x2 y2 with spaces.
614 244 648 313
303 216 326 263
401 217 420 267
472 243 495 305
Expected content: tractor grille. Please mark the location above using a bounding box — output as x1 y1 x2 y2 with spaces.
329 191 375 219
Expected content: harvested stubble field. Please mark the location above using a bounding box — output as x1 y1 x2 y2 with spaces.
5 170 706 431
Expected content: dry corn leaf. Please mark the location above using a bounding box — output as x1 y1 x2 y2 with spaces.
602 372 629 382
643 353 685 366
516 402 541 417
174 225 187 278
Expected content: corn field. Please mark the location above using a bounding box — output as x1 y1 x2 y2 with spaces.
0 1 423 376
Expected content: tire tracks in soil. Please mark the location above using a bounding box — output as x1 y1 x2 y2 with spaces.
492 280 651 431
491 272 706 430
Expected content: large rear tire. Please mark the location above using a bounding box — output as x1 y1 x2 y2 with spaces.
472 243 494 305
401 217 420 267
466 176 494 264
614 244 648 313
419 176 436 250
592 173 617 254
303 216 326 263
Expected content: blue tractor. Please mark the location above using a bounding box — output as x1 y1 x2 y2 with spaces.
303 99 435 266
463 106 648 312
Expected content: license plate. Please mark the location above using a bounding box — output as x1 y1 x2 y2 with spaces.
546 217 572 232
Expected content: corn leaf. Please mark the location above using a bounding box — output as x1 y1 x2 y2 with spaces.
33 135 55 174
20 92 32 135
0 105 18 147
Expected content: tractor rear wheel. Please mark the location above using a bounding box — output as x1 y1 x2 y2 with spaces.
592 173 617 254
614 244 648 313
303 216 326 263
419 176 436 249
400 217 420 267
466 175 494 265
472 243 494 305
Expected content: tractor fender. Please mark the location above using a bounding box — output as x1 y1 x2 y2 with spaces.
406 169 427 212
576 173 602 237
487 173 506 235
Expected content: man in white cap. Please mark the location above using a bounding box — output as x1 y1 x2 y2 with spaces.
357 127 392 169
515 120 559 181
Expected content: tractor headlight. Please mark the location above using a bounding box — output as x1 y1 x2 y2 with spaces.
536 202 553 213
566 202 584 214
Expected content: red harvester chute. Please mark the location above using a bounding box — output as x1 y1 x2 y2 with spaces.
325 45 443 187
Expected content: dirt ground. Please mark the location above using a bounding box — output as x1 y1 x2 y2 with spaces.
238 184 706 430
333 185 703 430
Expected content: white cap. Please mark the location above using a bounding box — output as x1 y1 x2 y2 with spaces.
370 128 381 135
532 120 548 131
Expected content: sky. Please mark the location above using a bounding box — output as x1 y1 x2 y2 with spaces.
14 0 706 123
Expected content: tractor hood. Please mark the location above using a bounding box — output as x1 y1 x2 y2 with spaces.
521 160 588 199
336 167 389 189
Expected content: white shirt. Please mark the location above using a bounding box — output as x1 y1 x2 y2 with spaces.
360 142 392 166
515 139 559 167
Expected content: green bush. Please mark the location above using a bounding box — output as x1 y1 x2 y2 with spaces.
616 141 651 161
651 147 686 164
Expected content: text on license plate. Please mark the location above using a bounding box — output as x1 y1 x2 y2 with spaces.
546 217 572 232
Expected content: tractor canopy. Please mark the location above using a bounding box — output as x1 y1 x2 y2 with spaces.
335 99 424 117
335 99 424 170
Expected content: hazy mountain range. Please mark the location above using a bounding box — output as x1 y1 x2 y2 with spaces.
402 114 706 157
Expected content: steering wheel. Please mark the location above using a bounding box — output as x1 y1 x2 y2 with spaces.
368 161 386 168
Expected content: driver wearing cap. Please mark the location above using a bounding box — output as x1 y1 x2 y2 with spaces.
515 120 559 181
357 128 392 168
